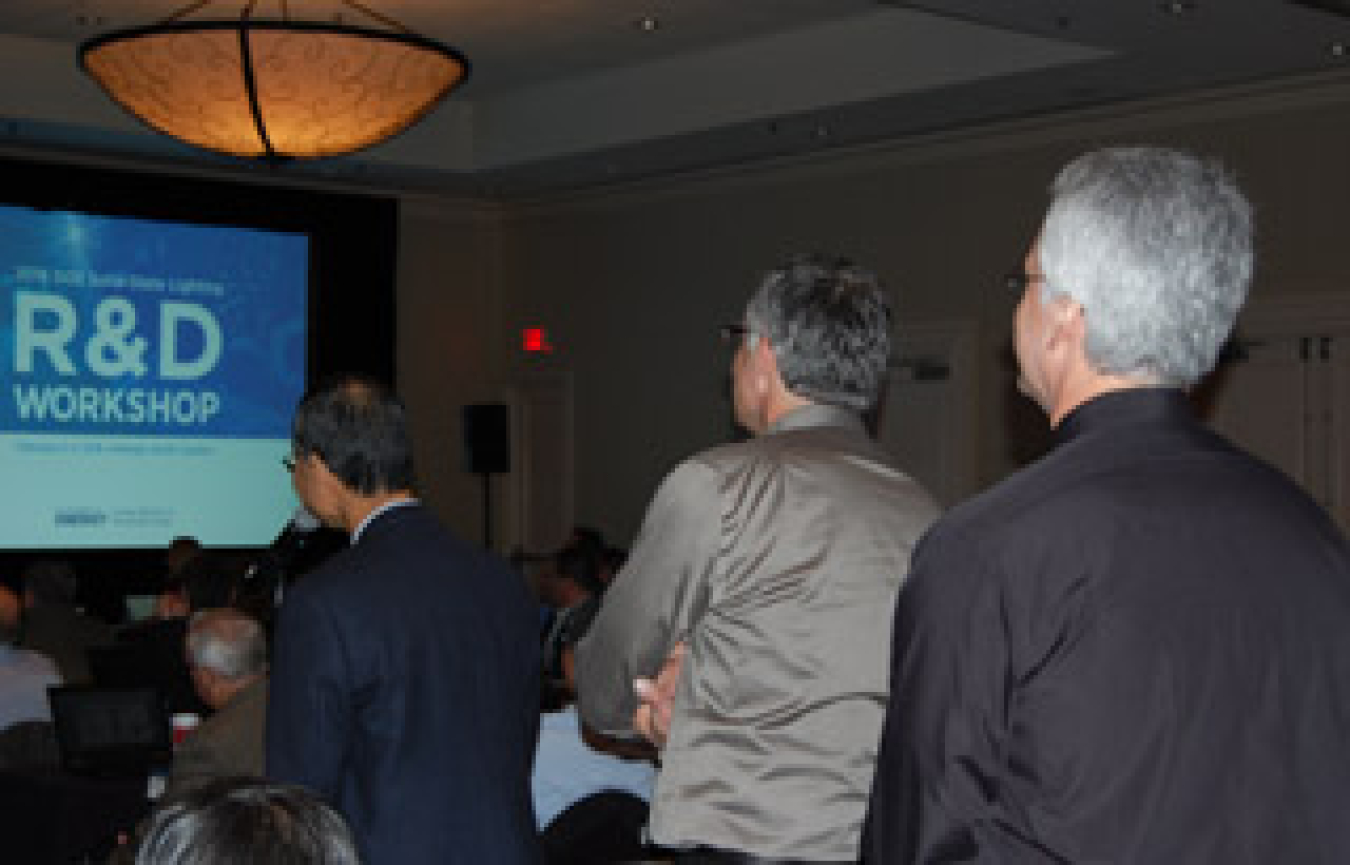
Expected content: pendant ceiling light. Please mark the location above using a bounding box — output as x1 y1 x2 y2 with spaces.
79 0 470 162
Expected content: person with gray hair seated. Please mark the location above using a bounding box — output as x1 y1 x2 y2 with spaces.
164 609 268 798
135 777 360 864
863 146 1350 862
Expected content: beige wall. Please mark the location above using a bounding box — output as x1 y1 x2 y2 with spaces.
411 74 1350 547
395 197 508 541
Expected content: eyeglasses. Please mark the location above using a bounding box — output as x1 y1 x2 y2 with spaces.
1003 271 1047 293
719 323 749 344
281 456 296 473
719 323 757 346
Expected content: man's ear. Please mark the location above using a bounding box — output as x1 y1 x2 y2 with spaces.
195 667 219 701
756 336 777 375
752 336 781 390
308 452 343 493
1045 294 1086 352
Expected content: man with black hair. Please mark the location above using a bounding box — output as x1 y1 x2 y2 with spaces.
539 541 606 691
266 374 541 865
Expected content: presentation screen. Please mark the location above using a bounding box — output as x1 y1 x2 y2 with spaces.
0 203 308 548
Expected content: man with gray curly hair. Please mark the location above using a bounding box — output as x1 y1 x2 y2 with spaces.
136 777 359 864
577 254 939 862
864 147 1350 862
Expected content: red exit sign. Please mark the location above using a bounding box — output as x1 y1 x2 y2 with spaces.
522 327 553 353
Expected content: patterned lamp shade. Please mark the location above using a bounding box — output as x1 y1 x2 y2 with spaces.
80 14 469 161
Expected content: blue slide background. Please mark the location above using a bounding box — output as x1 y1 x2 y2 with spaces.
0 205 306 436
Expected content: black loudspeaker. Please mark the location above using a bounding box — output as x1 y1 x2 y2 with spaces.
463 403 510 475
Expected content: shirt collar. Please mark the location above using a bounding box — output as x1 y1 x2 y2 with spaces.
1054 387 1195 446
352 497 419 543
766 402 865 436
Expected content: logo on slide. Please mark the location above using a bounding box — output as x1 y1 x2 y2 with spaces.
54 508 108 527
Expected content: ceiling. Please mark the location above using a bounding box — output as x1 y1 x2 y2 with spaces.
1 0 1349 198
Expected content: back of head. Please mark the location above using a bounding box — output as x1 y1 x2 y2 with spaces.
22 559 78 607
166 537 204 577
136 777 360 865
292 374 414 495
186 609 267 681
178 553 240 614
553 543 606 597
569 526 606 558
744 254 892 411
1038 146 1254 387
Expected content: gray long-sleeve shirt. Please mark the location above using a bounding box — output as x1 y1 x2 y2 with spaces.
576 403 939 860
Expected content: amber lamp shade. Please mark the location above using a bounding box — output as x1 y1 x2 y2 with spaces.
80 21 469 161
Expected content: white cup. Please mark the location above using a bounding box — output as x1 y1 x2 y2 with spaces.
170 712 201 747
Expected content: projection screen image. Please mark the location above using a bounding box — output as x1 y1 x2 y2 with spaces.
0 203 308 547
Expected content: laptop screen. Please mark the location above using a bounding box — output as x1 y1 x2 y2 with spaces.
123 595 159 623
47 685 171 775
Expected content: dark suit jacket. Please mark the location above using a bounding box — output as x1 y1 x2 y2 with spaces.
165 676 267 799
864 388 1350 863
266 503 542 865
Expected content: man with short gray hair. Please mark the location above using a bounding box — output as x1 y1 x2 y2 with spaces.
863 147 1350 862
577 254 939 862
166 609 268 798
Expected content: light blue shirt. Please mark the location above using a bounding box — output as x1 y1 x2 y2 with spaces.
532 705 655 829
0 644 61 730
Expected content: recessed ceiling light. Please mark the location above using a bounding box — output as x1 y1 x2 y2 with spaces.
1331 41 1350 57
636 16 661 32
1160 0 1197 14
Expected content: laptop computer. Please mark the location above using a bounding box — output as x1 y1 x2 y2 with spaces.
47 685 171 777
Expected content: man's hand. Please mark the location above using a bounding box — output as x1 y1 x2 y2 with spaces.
632 642 686 749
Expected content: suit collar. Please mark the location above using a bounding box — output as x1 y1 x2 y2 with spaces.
352 498 421 543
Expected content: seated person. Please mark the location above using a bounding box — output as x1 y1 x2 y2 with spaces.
539 541 605 706
135 777 360 864
534 622 655 863
534 700 656 864
164 610 267 799
115 552 241 715
18 559 113 685
0 584 61 732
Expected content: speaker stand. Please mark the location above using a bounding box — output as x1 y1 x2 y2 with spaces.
479 471 494 550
